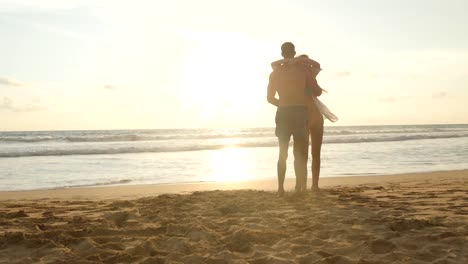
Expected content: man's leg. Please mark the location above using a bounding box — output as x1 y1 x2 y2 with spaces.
277 136 290 195
293 136 308 192
310 125 324 191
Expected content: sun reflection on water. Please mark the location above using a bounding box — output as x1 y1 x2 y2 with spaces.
208 148 253 182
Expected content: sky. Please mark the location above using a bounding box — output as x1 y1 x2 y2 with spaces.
1 0 467 131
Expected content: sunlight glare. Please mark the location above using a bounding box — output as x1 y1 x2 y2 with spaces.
208 148 253 182
176 32 270 123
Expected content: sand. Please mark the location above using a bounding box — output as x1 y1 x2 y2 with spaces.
0 170 467 263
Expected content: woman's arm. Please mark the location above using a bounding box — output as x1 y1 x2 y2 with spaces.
296 55 321 70
306 73 323 97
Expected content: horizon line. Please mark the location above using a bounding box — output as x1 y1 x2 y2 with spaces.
0 122 467 133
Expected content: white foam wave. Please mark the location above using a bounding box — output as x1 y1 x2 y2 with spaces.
2 126 468 144
0 132 274 143
1 133 467 158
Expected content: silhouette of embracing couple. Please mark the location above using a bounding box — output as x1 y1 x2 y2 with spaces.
267 42 337 196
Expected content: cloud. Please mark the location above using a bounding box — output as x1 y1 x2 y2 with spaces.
104 85 116 90
0 96 46 112
1 4 100 42
405 73 424 80
432 92 447 98
0 97 14 110
14 104 47 112
336 71 352 77
379 97 396 103
0 77 26 87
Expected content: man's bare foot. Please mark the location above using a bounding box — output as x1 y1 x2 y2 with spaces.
278 189 285 197
294 187 306 193
294 191 307 199
295 189 307 195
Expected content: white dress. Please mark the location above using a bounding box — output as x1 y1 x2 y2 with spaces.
312 96 338 123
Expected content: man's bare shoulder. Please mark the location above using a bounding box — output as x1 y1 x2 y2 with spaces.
270 64 309 79
269 66 285 79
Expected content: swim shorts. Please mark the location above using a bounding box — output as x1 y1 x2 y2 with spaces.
275 106 308 141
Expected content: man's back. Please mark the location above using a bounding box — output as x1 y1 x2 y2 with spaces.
267 63 310 107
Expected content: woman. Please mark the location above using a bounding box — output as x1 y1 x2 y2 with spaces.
307 64 325 192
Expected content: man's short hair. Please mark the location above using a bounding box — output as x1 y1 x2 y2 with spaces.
281 42 295 58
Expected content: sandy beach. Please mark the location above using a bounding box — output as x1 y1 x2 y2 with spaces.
0 170 467 263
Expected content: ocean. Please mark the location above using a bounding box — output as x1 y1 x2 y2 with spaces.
0 124 467 191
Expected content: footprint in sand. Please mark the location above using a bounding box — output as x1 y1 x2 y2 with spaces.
249 256 295 264
104 211 130 228
369 239 396 254
5 210 28 218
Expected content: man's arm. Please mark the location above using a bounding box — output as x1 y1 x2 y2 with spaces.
267 72 279 107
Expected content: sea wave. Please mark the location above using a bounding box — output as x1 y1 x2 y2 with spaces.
2 127 468 143
14 179 135 191
61 179 133 189
0 132 274 143
0 136 55 143
0 179 135 192
1 133 467 158
325 127 468 135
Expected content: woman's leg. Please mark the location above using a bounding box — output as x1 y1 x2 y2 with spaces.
310 125 324 191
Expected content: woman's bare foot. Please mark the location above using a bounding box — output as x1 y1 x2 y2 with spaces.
311 186 320 193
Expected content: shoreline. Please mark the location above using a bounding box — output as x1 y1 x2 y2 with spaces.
1 169 467 201
0 170 416 193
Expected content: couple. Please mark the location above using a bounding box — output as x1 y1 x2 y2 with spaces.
267 42 337 195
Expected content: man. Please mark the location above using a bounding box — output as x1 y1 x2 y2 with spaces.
267 42 322 195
